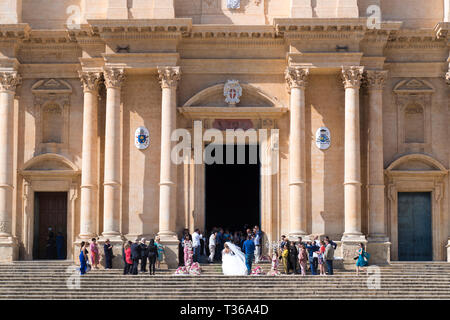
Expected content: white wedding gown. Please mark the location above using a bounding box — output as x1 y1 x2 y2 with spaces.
222 242 248 276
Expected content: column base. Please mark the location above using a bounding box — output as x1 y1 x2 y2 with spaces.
158 232 180 269
0 236 19 262
288 231 308 242
340 234 367 269
367 236 391 265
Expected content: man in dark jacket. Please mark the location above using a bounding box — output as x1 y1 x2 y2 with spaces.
104 239 113 269
130 239 141 275
139 238 148 273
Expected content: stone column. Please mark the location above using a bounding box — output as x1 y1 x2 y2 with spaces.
365 70 390 264
0 71 20 262
285 67 309 240
341 66 366 263
157 66 180 268
102 68 124 239
446 70 450 262
78 71 102 240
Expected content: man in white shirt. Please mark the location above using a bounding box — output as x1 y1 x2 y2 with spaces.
208 231 217 263
192 228 203 263
253 226 262 263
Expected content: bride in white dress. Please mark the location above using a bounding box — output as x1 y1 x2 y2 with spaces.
222 242 248 276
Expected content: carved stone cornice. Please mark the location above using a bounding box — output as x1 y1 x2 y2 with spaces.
103 68 125 89
364 70 388 90
158 66 181 89
0 72 21 92
341 66 364 89
79 71 102 93
285 67 309 90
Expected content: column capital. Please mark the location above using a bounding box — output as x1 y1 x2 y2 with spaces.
158 66 181 89
342 66 364 89
364 70 388 90
285 67 309 89
79 71 103 93
0 71 21 93
103 67 125 89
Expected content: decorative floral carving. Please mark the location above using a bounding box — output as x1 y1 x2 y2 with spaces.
158 66 181 89
103 68 125 89
79 71 102 93
0 72 21 92
365 70 388 90
0 220 10 233
341 66 364 89
285 67 309 89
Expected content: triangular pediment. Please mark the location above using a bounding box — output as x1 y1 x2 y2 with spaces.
32 79 72 94
393 79 434 94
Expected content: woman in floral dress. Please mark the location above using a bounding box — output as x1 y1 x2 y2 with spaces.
183 235 194 267
89 238 99 269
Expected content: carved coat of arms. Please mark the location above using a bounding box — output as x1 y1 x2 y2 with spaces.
315 127 331 150
227 0 241 9
135 127 150 150
224 80 242 105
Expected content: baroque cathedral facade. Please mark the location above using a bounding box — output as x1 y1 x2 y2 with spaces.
0 0 449 267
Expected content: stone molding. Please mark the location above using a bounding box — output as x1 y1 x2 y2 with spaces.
103 67 125 89
341 66 364 89
0 71 21 92
364 70 388 90
78 71 102 93
158 66 181 89
285 67 309 89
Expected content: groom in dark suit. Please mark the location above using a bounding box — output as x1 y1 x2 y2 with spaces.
243 235 256 275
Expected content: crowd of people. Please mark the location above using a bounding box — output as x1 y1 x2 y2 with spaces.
77 225 371 277
78 237 165 276
178 225 263 267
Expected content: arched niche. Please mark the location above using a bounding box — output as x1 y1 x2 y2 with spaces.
385 154 448 261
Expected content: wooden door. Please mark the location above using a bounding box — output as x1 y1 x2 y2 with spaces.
397 192 432 261
33 192 68 260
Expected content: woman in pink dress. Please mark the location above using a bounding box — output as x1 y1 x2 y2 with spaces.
90 238 99 269
298 244 308 276
183 235 194 267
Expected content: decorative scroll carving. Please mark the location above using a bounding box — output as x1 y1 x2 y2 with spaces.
365 70 388 90
342 66 364 89
158 66 181 89
212 119 254 130
285 67 309 89
103 68 125 89
79 71 102 93
0 220 10 233
0 72 21 92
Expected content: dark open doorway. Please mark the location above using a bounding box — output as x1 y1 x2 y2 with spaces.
205 144 260 235
33 192 68 260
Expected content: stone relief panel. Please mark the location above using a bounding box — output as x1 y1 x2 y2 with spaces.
393 79 434 154
31 79 72 155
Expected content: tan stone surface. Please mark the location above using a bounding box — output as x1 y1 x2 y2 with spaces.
0 1 448 265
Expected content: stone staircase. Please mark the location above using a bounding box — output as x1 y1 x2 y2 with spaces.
0 260 450 299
